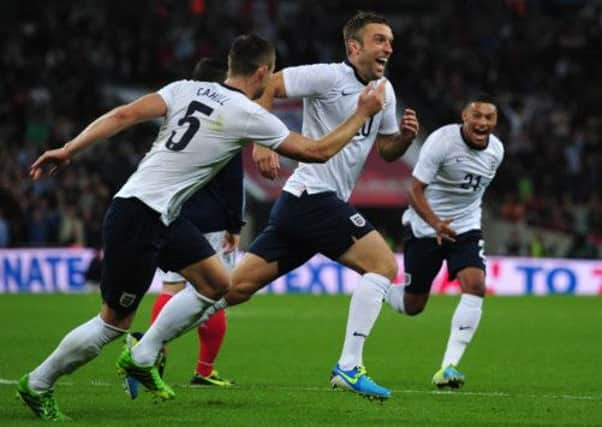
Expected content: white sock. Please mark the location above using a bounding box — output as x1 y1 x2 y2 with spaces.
385 284 406 313
28 315 126 392
441 293 483 368
132 286 214 366
338 273 390 370
189 297 229 331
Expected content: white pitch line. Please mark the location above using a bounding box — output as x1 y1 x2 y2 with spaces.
2 378 600 401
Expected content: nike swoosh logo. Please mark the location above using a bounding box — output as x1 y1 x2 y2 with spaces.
336 370 360 384
341 90 357 96
459 326 472 330
353 332 368 338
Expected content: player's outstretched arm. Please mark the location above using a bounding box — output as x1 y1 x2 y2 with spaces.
274 81 386 163
253 72 287 179
376 108 419 161
408 176 457 245
30 94 167 180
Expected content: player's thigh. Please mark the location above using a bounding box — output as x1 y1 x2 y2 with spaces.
247 193 315 276
178 254 230 301
228 252 282 304
160 217 227 298
100 198 163 315
403 230 445 298
446 230 486 296
337 230 398 280
246 225 314 283
286 192 384 272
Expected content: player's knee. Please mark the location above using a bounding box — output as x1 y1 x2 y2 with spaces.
403 293 428 316
372 256 398 281
464 283 485 297
225 283 253 305
461 278 486 297
404 304 425 316
228 275 257 306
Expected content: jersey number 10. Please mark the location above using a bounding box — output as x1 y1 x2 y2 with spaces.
166 101 214 151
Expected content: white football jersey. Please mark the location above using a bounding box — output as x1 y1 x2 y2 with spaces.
115 80 289 225
402 124 504 238
281 61 399 201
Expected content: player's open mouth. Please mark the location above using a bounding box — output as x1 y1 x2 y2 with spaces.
472 128 489 140
375 58 387 71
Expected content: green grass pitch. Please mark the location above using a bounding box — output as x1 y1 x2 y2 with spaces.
1 294 600 426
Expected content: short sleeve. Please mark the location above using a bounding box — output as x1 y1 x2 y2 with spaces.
157 81 184 117
378 80 399 135
245 106 290 149
282 64 338 99
413 129 448 184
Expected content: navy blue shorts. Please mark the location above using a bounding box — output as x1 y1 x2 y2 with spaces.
248 191 375 274
403 228 485 294
100 197 215 313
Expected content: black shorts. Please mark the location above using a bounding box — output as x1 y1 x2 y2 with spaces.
248 191 375 275
100 197 215 313
403 227 485 294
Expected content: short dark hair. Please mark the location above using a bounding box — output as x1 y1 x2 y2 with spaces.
192 57 227 82
464 92 498 108
227 34 275 77
343 11 390 43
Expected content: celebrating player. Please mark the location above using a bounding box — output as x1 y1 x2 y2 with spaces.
386 93 504 388
205 11 419 400
125 58 238 397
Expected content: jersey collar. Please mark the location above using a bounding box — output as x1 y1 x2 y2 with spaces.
218 82 246 96
343 59 370 85
460 125 489 151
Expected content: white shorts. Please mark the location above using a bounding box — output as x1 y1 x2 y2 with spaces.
162 230 236 283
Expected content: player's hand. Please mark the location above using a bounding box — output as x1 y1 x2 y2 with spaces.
253 144 280 180
400 108 419 142
357 80 386 118
222 232 240 254
434 218 457 245
30 147 72 180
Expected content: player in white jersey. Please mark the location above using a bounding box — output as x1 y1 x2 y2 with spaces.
386 94 504 389
17 34 387 420
201 12 420 401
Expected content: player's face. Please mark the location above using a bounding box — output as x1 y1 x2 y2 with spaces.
352 23 394 81
461 102 498 147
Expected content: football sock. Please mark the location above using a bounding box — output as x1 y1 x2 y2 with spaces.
441 293 483 367
197 309 227 377
338 273 390 370
28 315 126 392
385 283 406 313
150 292 173 324
132 286 214 367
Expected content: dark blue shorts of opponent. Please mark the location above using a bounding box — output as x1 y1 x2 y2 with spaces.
248 191 375 275
403 227 485 294
101 197 215 313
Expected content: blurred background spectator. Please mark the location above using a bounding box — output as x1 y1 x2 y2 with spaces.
1 0 601 256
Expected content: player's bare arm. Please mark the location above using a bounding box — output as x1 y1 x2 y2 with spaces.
408 176 457 245
376 108 419 161
30 94 167 180
275 80 386 163
253 72 287 179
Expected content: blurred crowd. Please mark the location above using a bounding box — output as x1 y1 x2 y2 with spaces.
1 0 601 257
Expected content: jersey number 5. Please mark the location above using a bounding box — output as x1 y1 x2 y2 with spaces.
166 101 214 151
